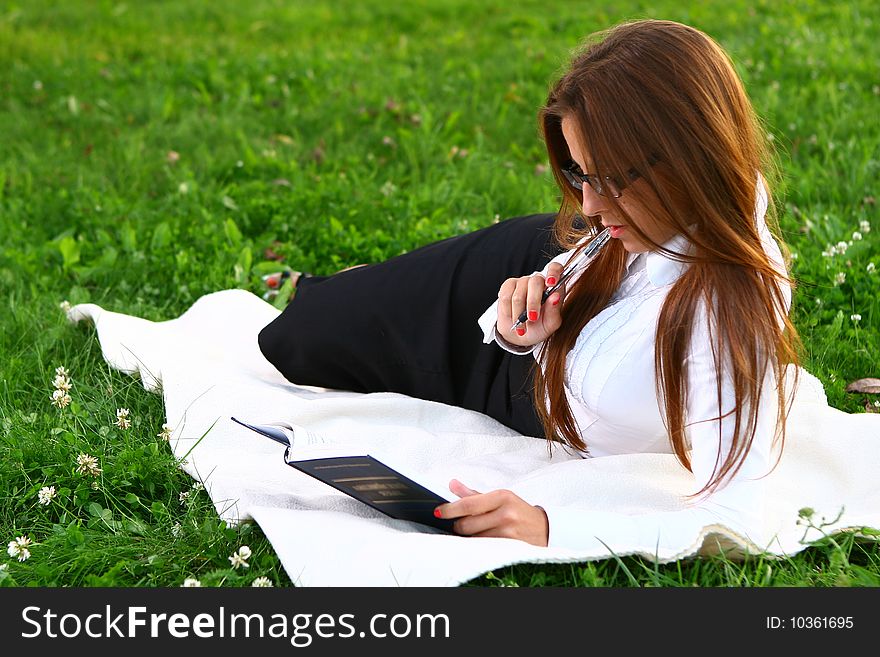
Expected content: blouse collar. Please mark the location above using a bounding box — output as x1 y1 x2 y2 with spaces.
624 231 692 288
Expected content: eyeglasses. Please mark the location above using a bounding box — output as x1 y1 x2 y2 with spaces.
561 154 659 198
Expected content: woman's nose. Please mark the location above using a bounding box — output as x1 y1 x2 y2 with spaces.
580 182 608 215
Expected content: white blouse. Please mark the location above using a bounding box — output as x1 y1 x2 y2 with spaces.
476 183 792 550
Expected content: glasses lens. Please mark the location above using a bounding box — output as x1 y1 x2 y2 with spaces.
561 164 581 192
604 177 622 198
561 162 625 198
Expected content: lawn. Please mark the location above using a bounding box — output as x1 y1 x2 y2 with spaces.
0 0 877 587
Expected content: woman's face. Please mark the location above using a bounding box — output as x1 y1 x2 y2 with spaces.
561 116 677 253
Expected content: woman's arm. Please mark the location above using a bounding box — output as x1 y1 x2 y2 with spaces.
539 301 781 551
442 301 782 551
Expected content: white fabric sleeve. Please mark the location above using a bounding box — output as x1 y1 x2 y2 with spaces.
541 311 781 551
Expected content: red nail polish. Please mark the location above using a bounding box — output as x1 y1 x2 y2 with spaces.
546 277 556 286
552 298 559 306
528 310 538 321
516 328 526 336
433 508 442 518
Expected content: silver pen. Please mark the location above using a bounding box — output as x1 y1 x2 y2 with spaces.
510 227 611 332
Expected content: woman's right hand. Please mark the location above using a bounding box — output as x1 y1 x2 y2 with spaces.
495 261 566 347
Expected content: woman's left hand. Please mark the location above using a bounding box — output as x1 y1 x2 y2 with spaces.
435 479 549 546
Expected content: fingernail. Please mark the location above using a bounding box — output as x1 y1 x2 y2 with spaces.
552 297 559 306
516 328 526 336
528 310 538 321
546 277 556 286
433 507 442 518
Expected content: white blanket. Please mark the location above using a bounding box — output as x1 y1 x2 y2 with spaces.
67 289 880 586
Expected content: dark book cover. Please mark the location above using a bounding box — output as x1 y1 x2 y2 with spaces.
231 417 454 533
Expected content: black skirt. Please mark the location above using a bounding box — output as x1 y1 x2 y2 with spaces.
257 213 563 438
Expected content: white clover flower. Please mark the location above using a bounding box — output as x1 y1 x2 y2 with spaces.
0 563 7 572
868 262 876 273
55 366 69 378
834 272 846 286
835 241 848 254
851 314 862 323
115 408 131 430
157 423 173 441
191 482 204 493
38 486 56 505
53 374 71 392
178 182 189 194
171 522 182 538
852 231 862 241
182 578 202 587
51 389 72 409
815 298 823 306
229 545 252 569
251 577 273 587
179 491 190 505
59 300 71 313
7 535 32 562
874 400 880 408
790 252 798 260
75 453 102 477
860 220 870 233
53 375 71 391
33 80 43 90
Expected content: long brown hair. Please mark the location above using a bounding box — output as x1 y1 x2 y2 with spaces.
534 19 801 498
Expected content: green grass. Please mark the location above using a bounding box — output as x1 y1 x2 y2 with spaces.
0 0 878 587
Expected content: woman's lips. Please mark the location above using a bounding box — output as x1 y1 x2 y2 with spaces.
608 225 626 239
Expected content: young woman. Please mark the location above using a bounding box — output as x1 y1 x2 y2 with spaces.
257 19 800 548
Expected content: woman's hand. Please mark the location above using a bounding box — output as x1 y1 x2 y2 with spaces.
495 261 566 348
434 479 549 546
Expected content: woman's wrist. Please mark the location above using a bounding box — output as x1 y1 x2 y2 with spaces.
534 505 549 547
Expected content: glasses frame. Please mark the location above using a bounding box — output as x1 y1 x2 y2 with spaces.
561 154 660 198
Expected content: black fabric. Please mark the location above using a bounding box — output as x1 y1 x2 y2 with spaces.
257 213 563 438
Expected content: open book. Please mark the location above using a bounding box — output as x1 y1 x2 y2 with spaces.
231 417 454 533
